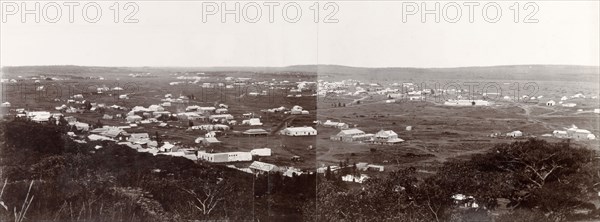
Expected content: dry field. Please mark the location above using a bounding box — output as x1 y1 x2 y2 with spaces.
315 79 599 175
2 67 598 175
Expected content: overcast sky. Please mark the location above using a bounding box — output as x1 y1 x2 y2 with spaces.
1 1 598 68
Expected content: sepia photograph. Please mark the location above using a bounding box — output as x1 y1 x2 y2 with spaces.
0 1 599 221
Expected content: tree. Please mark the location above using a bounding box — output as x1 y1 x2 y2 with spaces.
95 119 103 128
155 131 163 147
84 100 92 110
305 168 429 222
304 139 598 222
3 119 65 154
47 116 56 125
157 114 168 122
58 116 68 127
182 180 232 217
325 166 332 180
431 139 597 221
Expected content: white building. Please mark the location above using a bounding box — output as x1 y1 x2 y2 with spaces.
215 108 228 114
283 167 304 177
373 130 404 144
148 105 164 112
209 114 234 121
186 106 216 113
330 128 370 142
129 133 150 142
27 111 51 122
280 126 317 136
73 122 90 131
249 161 279 173
250 148 272 156
198 151 252 163
242 118 263 126
506 130 523 138
566 126 596 140
553 130 569 138
126 115 143 123
342 174 370 183
321 120 349 129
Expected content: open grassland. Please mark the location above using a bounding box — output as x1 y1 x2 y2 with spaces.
316 79 599 176
2 66 598 176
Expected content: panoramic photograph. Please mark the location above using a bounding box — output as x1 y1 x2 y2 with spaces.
0 1 599 221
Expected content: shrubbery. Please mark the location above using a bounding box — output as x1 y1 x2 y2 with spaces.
306 139 600 222
2 119 598 221
0 119 315 221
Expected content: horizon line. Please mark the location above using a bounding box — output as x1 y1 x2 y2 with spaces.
2 63 599 70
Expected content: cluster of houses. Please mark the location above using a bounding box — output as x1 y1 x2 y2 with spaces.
490 130 526 138
451 194 480 209
543 92 600 109
315 162 385 183
316 162 384 174
316 78 600 114
491 126 597 141
330 128 404 144
285 105 310 115
545 99 578 107
226 161 307 177
167 75 317 98
318 79 496 105
8 73 599 188
444 99 490 106
197 148 272 163
6 81 321 178
547 125 597 140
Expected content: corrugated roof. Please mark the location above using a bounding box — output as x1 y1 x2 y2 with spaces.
285 127 316 132
340 128 364 135
204 137 221 143
249 161 278 172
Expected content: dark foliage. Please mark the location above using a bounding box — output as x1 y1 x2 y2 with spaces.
0 119 316 221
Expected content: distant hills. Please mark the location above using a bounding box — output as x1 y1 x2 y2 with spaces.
2 64 598 82
285 64 600 82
